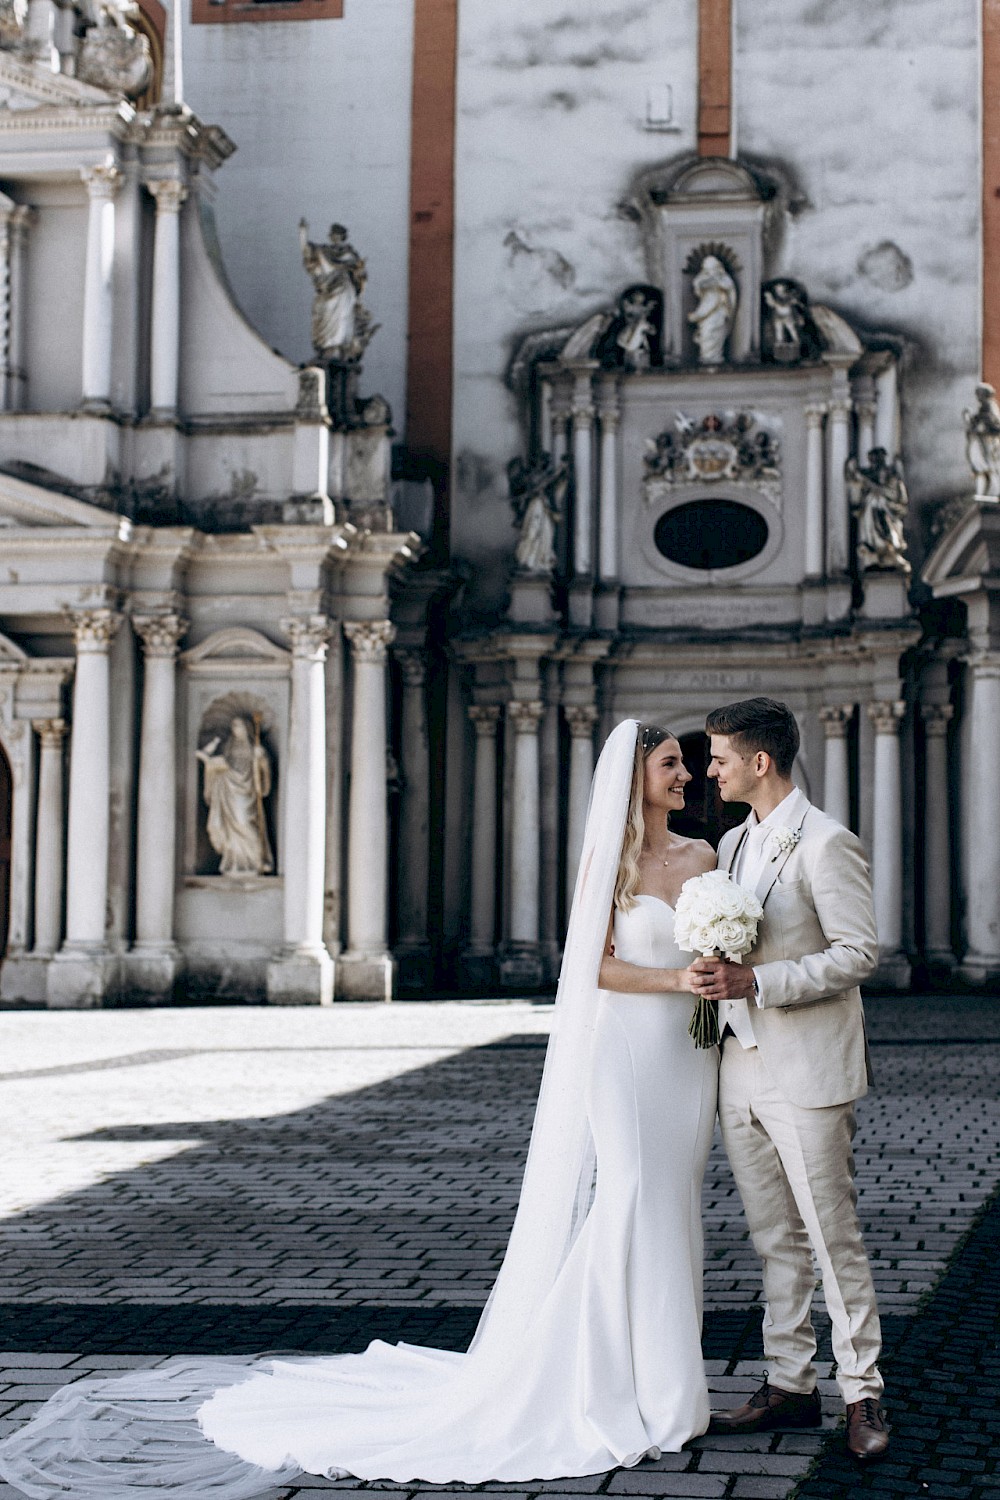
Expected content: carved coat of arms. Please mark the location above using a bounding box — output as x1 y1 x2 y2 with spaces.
643 412 782 509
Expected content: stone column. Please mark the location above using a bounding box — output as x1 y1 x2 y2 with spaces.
826 392 853 575
7 205 31 412
875 361 901 459
960 653 1000 982
147 179 188 420
804 403 827 578
867 699 909 987
564 705 598 918
80 162 122 411
570 370 595 576
267 616 334 1005
31 719 67 957
596 377 620 583
549 376 571 468
394 649 431 982
819 705 852 829
465 705 500 968
130 614 187 997
339 621 396 1000
854 375 877 466
920 703 954 968
48 609 122 1007
500 699 544 988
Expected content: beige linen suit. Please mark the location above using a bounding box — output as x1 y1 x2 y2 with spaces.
717 788 883 1403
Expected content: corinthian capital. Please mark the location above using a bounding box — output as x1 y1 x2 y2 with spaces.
395 648 427 688
69 608 122 654
133 613 189 659
344 620 396 664
32 719 67 749
920 703 954 737
282 615 332 660
147 179 189 215
819 704 853 739
867 699 905 735
564 704 599 738
81 161 123 201
508 699 544 734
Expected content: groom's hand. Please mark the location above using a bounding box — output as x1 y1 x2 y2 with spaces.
691 957 756 1001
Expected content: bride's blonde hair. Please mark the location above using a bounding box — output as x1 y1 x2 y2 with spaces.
613 723 674 912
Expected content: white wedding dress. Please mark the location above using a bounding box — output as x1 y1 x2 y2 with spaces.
0 722 719 1497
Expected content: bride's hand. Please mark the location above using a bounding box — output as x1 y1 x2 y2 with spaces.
676 964 706 994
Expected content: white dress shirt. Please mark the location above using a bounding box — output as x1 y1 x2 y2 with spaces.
719 788 800 1049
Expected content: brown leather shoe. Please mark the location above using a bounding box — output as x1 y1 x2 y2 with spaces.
708 1377 821 1435
845 1398 889 1461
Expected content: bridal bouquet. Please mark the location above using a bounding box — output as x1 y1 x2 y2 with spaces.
674 870 764 1049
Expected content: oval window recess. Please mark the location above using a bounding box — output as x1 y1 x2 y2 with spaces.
654 499 769 571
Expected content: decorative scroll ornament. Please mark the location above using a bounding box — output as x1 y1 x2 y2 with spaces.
77 4 153 99
846 447 911 575
643 412 781 509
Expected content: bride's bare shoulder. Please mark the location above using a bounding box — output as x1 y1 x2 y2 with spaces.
672 836 717 872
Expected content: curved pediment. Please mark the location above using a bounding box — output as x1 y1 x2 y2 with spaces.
660 156 765 203
181 627 291 671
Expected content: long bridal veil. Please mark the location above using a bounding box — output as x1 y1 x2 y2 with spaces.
0 720 641 1498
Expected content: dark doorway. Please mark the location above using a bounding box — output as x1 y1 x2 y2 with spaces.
671 731 749 849
0 746 11 960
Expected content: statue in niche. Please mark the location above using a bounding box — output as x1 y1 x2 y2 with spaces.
509 453 568 575
688 253 738 365
197 715 274 876
0 0 25 47
299 220 377 363
846 448 911 574
77 2 153 98
963 383 1000 498
762 278 816 365
616 290 657 371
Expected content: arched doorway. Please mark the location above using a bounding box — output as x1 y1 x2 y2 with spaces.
670 731 749 849
0 745 11 961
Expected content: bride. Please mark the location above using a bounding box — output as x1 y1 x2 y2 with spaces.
0 720 719 1497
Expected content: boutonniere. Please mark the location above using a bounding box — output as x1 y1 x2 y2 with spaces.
771 826 802 860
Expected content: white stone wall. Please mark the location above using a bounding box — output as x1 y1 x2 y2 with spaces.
453 0 700 613
735 0 980 513
182 0 415 428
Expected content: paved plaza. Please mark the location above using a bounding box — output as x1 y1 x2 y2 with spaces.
0 995 996 1498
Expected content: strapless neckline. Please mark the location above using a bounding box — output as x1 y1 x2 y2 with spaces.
632 893 676 914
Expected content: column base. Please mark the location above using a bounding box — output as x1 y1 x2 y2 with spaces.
593 584 621 631
869 951 911 992
959 952 1000 985
395 942 433 994
825 579 852 622
266 946 335 1006
924 947 957 972
0 952 50 1005
336 950 396 1002
459 949 496 991
507 572 556 625
498 944 544 991
567 578 594 629
46 946 120 1009
125 945 181 1004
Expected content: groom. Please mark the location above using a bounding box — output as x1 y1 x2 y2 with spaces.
692 697 888 1462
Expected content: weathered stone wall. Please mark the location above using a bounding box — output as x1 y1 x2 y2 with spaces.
182 0 415 428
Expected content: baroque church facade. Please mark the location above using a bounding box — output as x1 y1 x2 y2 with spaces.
0 0 996 1004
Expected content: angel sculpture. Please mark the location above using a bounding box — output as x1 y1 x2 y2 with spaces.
616 291 656 371
509 454 569 575
846 448 911 574
963 383 1000 498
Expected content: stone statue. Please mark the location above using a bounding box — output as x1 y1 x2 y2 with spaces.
77 3 153 98
762 278 811 364
299 219 375 362
963 383 1000 498
688 253 737 365
846 448 911 574
509 454 568 575
0 0 26 48
197 715 274 876
616 290 656 371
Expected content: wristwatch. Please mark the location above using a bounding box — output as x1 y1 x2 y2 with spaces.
750 971 760 1005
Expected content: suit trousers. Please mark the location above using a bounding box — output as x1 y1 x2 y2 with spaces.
718 1038 883 1404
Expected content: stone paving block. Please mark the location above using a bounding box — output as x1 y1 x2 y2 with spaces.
729 1480 799 1499
606 1478 726 1497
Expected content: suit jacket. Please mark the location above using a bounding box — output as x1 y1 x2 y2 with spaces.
717 787 878 1109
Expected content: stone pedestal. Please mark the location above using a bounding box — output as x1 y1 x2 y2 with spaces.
268 617 334 1005
508 572 555 625
861 571 910 620
48 609 122 1008
867 699 910 989
130 614 187 1000
499 699 544 989
339 620 396 1001
960 653 1000 983
80 163 121 412
819 705 852 829
921 703 954 969
463 704 500 985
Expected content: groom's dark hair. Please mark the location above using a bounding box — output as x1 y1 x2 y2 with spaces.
705 697 800 777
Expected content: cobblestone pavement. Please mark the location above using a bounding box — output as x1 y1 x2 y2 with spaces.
0 994 995 1499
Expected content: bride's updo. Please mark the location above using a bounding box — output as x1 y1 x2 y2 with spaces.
613 723 674 913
